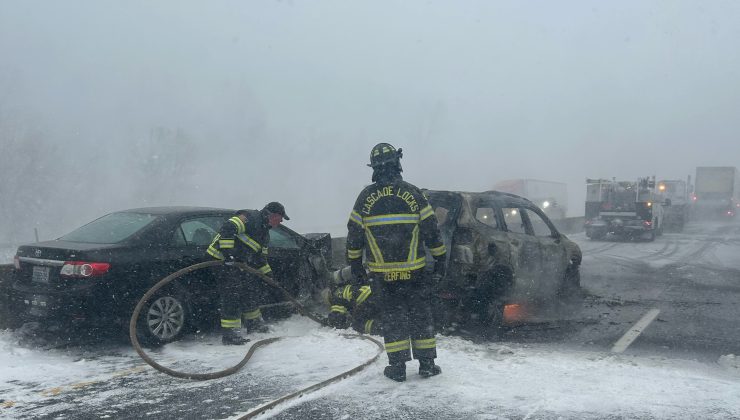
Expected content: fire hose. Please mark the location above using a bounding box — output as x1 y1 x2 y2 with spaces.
129 260 385 418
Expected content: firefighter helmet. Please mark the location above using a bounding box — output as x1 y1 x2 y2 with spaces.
368 143 403 168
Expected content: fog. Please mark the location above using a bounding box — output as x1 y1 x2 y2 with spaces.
2 0 740 242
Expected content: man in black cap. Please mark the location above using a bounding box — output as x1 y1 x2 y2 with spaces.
207 202 289 345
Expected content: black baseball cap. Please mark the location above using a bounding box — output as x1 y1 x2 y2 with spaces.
263 201 290 220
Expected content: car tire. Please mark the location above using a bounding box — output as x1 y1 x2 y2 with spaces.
137 288 191 346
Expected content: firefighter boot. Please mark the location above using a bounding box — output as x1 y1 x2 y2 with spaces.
245 318 270 334
383 362 407 382
222 329 249 345
418 358 441 378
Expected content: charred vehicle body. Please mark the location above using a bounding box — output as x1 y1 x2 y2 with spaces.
330 190 582 335
10 207 331 344
427 190 581 331
584 177 666 241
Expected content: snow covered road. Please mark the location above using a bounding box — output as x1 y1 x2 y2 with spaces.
2 220 740 419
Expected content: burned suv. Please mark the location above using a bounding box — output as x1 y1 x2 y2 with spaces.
426 190 582 331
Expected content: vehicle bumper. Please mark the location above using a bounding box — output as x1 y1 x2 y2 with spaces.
11 281 111 324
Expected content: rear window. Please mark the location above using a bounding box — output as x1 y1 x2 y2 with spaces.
59 212 159 244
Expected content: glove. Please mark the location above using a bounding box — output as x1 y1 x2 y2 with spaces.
327 312 350 329
431 258 446 283
350 260 367 282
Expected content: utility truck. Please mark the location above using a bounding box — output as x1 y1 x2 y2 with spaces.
584 177 666 241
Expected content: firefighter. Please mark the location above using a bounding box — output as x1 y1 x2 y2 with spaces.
346 143 447 382
327 273 382 335
207 202 289 345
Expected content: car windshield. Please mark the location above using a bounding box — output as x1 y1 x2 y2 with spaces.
59 212 159 244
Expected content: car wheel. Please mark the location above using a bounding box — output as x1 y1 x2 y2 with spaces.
139 290 190 345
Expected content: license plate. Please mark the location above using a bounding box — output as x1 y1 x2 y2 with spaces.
32 266 50 283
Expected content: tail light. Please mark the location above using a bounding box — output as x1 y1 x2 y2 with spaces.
13 255 20 270
643 220 653 227
60 261 111 278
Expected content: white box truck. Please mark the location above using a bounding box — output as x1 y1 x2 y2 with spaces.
693 167 739 219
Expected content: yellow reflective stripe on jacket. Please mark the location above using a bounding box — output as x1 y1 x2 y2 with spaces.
356 285 371 305
220 318 241 328
242 309 262 320
207 247 224 260
368 257 426 273
347 248 363 260
419 205 435 221
259 264 272 274
364 319 374 334
229 216 246 233
429 244 447 257
331 305 348 314
262 247 268 255
342 285 353 300
364 230 384 263
218 239 235 249
349 210 364 227
407 225 420 261
412 338 437 350
363 213 419 227
385 339 411 353
237 233 262 253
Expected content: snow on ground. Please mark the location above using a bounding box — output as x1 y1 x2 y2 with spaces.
2 316 739 419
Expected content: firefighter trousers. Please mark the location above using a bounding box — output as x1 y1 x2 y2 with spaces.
377 276 437 365
213 265 266 328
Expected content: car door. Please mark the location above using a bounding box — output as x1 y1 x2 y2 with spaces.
161 216 225 295
500 206 543 296
426 191 463 267
266 226 303 300
521 207 567 293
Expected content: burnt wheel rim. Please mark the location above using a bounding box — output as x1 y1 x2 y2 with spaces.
146 296 185 341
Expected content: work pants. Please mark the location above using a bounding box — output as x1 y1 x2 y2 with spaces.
214 265 265 329
377 275 437 365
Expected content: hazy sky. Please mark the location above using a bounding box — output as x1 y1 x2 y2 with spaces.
2 0 740 238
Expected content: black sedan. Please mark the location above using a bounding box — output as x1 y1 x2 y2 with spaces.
11 207 332 344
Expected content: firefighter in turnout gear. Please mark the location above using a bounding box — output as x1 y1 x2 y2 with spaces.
327 267 382 335
346 143 447 381
207 202 289 345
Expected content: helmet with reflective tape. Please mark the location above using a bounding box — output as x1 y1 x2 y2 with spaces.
368 142 403 168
